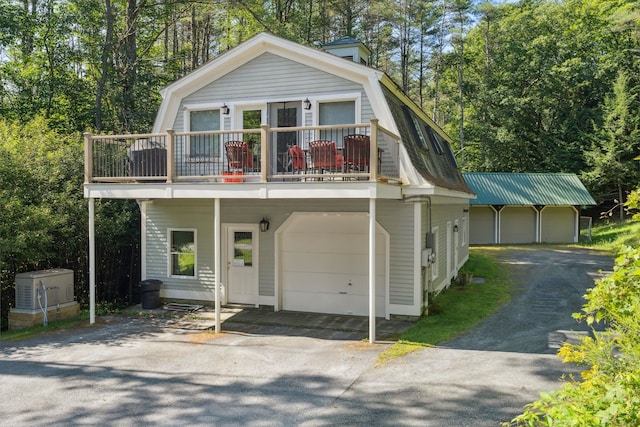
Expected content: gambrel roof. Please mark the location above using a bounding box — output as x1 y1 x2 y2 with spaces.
153 32 473 197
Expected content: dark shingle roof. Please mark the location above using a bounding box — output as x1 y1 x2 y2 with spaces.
382 85 472 194
463 172 596 206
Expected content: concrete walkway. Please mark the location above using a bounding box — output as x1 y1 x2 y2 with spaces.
123 304 417 341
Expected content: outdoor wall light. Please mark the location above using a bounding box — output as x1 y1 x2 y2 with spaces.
303 98 312 110
259 218 270 232
221 104 230 115
453 224 459 233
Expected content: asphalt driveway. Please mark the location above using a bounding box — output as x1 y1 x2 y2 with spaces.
0 247 612 426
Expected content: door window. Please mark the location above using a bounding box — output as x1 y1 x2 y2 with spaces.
232 231 253 267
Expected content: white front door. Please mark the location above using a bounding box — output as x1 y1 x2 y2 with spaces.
226 225 259 305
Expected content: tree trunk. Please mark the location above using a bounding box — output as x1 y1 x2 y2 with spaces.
95 0 114 132
122 0 139 132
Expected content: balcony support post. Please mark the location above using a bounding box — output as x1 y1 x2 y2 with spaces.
369 119 379 182
84 132 92 183
88 197 96 324
214 197 221 333
166 129 175 183
260 124 270 182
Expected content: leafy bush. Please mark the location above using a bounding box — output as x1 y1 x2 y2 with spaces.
509 191 640 426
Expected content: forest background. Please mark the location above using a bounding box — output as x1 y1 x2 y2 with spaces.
1 0 639 329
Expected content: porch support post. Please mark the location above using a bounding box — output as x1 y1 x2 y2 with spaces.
88 197 96 324
369 119 379 182
260 124 270 182
368 198 376 343
214 198 221 333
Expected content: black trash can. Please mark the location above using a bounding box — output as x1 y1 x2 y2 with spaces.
140 279 162 309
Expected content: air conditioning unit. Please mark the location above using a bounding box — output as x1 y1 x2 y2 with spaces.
15 269 75 310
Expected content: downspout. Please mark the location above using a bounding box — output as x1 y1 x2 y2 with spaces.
425 196 433 295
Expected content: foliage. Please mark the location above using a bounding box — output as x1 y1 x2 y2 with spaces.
509 191 640 426
0 118 140 330
580 219 640 253
379 249 511 363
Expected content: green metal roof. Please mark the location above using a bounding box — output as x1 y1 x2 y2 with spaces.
463 173 596 206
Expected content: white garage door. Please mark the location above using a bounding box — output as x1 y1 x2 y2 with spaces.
281 213 387 317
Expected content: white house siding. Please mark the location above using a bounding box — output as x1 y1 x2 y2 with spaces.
469 206 496 244
541 206 577 243
145 200 215 301
144 198 418 313
430 203 468 293
171 52 374 132
377 200 416 307
500 206 537 243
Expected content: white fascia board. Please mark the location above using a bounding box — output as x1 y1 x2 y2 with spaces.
403 185 475 201
84 182 403 200
153 32 385 133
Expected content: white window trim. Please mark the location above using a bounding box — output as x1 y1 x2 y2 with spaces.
431 226 440 281
233 103 267 129
461 216 467 247
167 228 198 279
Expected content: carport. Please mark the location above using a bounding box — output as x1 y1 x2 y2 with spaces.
463 173 596 244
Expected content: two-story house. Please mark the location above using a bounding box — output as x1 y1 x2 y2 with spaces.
84 32 474 341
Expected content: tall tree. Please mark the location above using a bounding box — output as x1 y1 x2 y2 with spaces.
583 71 640 219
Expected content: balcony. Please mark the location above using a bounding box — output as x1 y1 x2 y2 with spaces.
84 121 401 185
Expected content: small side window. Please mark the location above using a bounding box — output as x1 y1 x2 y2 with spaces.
169 229 196 278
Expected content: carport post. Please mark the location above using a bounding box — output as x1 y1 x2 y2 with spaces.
369 198 376 343
214 198 221 333
89 197 95 324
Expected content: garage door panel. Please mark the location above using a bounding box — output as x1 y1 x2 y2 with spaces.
501 207 536 243
283 232 385 254
282 251 385 276
283 290 385 316
541 207 575 243
284 270 385 294
281 214 388 317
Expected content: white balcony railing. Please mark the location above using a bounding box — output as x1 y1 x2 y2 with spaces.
85 120 401 184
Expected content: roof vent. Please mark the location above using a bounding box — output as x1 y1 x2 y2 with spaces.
322 37 371 66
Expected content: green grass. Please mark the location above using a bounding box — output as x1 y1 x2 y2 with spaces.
378 248 512 364
0 312 89 342
579 219 640 253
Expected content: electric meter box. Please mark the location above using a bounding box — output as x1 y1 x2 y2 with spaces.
15 269 75 310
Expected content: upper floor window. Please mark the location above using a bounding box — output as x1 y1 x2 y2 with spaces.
319 101 356 125
319 100 356 141
189 109 221 158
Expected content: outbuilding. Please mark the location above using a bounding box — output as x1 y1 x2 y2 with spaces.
463 173 596 244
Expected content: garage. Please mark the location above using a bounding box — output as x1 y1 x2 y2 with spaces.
464 172 595 245
279 213 387 317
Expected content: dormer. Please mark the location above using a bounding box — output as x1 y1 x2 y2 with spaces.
322 37 371 66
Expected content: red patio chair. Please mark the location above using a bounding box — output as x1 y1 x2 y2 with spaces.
309 140 343 174
288 144 306 172
225 141 253 172
343 134 370 172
